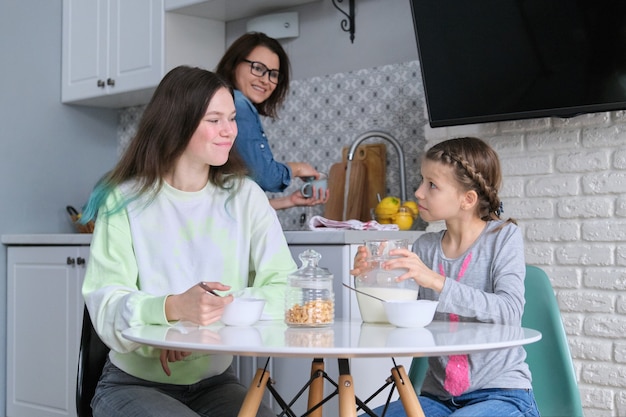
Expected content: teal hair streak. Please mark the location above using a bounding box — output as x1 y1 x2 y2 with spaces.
79 180 137 224
80 181 112 224
80 173 245 225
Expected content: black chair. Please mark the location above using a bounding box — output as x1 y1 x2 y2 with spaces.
77 305 110 417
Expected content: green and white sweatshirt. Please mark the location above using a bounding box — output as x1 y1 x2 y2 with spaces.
83 178 296 385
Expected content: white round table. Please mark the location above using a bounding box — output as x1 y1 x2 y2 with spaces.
123 320 541 417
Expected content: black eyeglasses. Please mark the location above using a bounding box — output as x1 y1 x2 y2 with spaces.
243 59 280 84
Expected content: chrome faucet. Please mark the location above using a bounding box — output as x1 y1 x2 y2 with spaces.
346 130 407 202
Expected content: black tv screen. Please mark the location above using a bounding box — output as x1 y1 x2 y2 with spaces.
410 0 626 127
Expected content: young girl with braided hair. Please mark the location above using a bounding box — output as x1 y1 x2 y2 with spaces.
351 137 540 417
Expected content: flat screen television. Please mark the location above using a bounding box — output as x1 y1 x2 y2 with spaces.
409 0 626 127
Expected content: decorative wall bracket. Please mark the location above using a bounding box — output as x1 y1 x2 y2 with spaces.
331 0 355 43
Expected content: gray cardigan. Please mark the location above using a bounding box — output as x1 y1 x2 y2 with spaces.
417 220 533 399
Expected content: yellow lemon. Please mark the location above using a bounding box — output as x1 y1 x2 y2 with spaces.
401 201 419 219
392 207 414 230
375 196 401 217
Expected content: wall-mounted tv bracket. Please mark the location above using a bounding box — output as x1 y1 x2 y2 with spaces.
332 0 355 43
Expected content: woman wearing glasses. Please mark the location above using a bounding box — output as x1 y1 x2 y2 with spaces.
216 32 329 210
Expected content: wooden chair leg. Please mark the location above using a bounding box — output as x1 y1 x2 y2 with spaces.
391 365 425 417
338 359 357 417
308 358 325 417
238 368 271 417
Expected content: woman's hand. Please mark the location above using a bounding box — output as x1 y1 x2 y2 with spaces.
288 162 321 179
270 188 329 210
164 282 233 326
267 162 329 210
383 249 446 293
290 188 329 207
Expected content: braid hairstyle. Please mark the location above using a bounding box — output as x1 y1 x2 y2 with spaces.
425 137 516 226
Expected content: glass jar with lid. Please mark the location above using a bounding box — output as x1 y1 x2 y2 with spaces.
285 249 334 327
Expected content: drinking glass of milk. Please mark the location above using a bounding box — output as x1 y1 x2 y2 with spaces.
354 239 419 323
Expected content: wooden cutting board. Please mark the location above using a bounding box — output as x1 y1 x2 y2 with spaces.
343 143 386 220
324 143 387 221
324 160 366 221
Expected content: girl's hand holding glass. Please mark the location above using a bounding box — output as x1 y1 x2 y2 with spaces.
383 248 445 293
349 245 371 277
352 245 444 293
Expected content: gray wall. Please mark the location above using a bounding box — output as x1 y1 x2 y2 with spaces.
226 0 419 80
0 0 119 412
0 0 420 413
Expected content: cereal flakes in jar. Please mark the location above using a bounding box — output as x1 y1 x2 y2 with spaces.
285 250 334 328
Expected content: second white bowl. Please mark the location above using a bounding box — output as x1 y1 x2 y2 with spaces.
383 299 438 328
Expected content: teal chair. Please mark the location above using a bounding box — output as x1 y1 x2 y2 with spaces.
408 265 584 417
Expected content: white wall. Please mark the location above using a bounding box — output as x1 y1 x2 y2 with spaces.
0 0 119 412
226 0 419 80
425 115 626 416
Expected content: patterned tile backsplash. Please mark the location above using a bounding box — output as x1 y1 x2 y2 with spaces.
118 60 428 230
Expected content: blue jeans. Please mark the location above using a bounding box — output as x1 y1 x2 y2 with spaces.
92 359 275 417
368 389 540 417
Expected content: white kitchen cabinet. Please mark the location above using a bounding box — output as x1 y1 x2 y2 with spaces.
62 0 225 108
62 0 322 108
6 246 89 417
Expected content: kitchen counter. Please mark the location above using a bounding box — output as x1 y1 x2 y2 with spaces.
1 233 93 245
284 230 423 245
2 230 424 246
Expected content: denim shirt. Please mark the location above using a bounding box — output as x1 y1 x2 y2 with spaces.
233 90 292 192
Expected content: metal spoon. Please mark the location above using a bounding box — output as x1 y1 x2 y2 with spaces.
199 282 221 297
342 283 386 303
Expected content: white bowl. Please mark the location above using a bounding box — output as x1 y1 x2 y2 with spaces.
221 297 266 326
383 300 438 328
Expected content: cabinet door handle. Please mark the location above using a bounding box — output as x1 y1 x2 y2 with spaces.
97 79 105 88
67 257 75 265
77 257 86 265
106 78 115 87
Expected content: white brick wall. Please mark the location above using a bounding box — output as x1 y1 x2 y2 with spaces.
425 111 626 417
